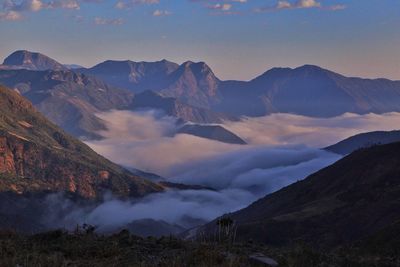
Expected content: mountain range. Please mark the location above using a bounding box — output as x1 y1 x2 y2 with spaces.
2 50 400 263
76 52 400 118
2 50 400 141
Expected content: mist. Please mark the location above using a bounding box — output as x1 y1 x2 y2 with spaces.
72 110 400 234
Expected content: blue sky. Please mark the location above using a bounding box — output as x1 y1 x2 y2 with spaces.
0 0 399 80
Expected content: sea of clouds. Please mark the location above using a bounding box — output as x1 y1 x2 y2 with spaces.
59 110 400 233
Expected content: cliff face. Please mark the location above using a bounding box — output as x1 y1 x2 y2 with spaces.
0 133 108 197
0 85 163 199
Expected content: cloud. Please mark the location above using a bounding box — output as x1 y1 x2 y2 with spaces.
57 188 255 230
152 9 171 16
94 17 124 25
170 146 339 193
86 110 242 176
47 0 80 9
255 0 346 12
208 3 232 11
0 0 106 21
87 110 400 177
0 10 23 20
73 110 400 233
191 0 245 15
115 0 159 9
3 0 45 12
223 112 400 148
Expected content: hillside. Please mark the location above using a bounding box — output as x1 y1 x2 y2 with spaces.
0 85 162 199
131 90 235 124
325 130 400 155
200 141 400 249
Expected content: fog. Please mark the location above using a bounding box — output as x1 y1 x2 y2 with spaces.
224 112 400 147
74 110 400 234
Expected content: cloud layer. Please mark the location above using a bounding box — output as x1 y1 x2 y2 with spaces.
68 110 400 233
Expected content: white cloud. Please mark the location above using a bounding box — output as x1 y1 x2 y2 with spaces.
0 10 22 21
256 0 345 12
152 9 172 16
115 0 159 9
87 110 400 177
208 3 232 11
47 0 80 9
76 110 400 232
94 17 124 25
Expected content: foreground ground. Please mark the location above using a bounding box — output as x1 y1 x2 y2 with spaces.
0 228 398 267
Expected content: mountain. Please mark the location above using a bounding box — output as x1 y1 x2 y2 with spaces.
325 130 400 155
5 51 400 122
0 85 162 199
2 50 67 71
0 69 133 139
200 141 400 248
81 60 220 109
79 59 179 93
81 57 400 117
158 61 221 108
177 124 246 144
131 90 235 124
215 65 400 117
64 64 84 70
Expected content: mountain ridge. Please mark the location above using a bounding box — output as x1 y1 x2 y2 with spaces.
3 50 400 124
198 141 400 248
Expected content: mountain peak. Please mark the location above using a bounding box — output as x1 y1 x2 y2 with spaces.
3 50 66 71
179 61 216 77
294 64 341 77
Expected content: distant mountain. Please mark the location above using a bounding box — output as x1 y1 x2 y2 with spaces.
200 141 400 248
2 50 67 71
81 60 220 109
0 85 162 199
177 124 246 144
5 50 400 122
79 59 179 93
216 65 400 117
0 69 133 139
131 90 235 124
64 64 84 70
325 130 400 155
81 58 400 117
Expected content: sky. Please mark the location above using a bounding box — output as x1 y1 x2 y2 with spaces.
0 0 399 81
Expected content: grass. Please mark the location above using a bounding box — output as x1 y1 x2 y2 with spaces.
0 228 399 267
